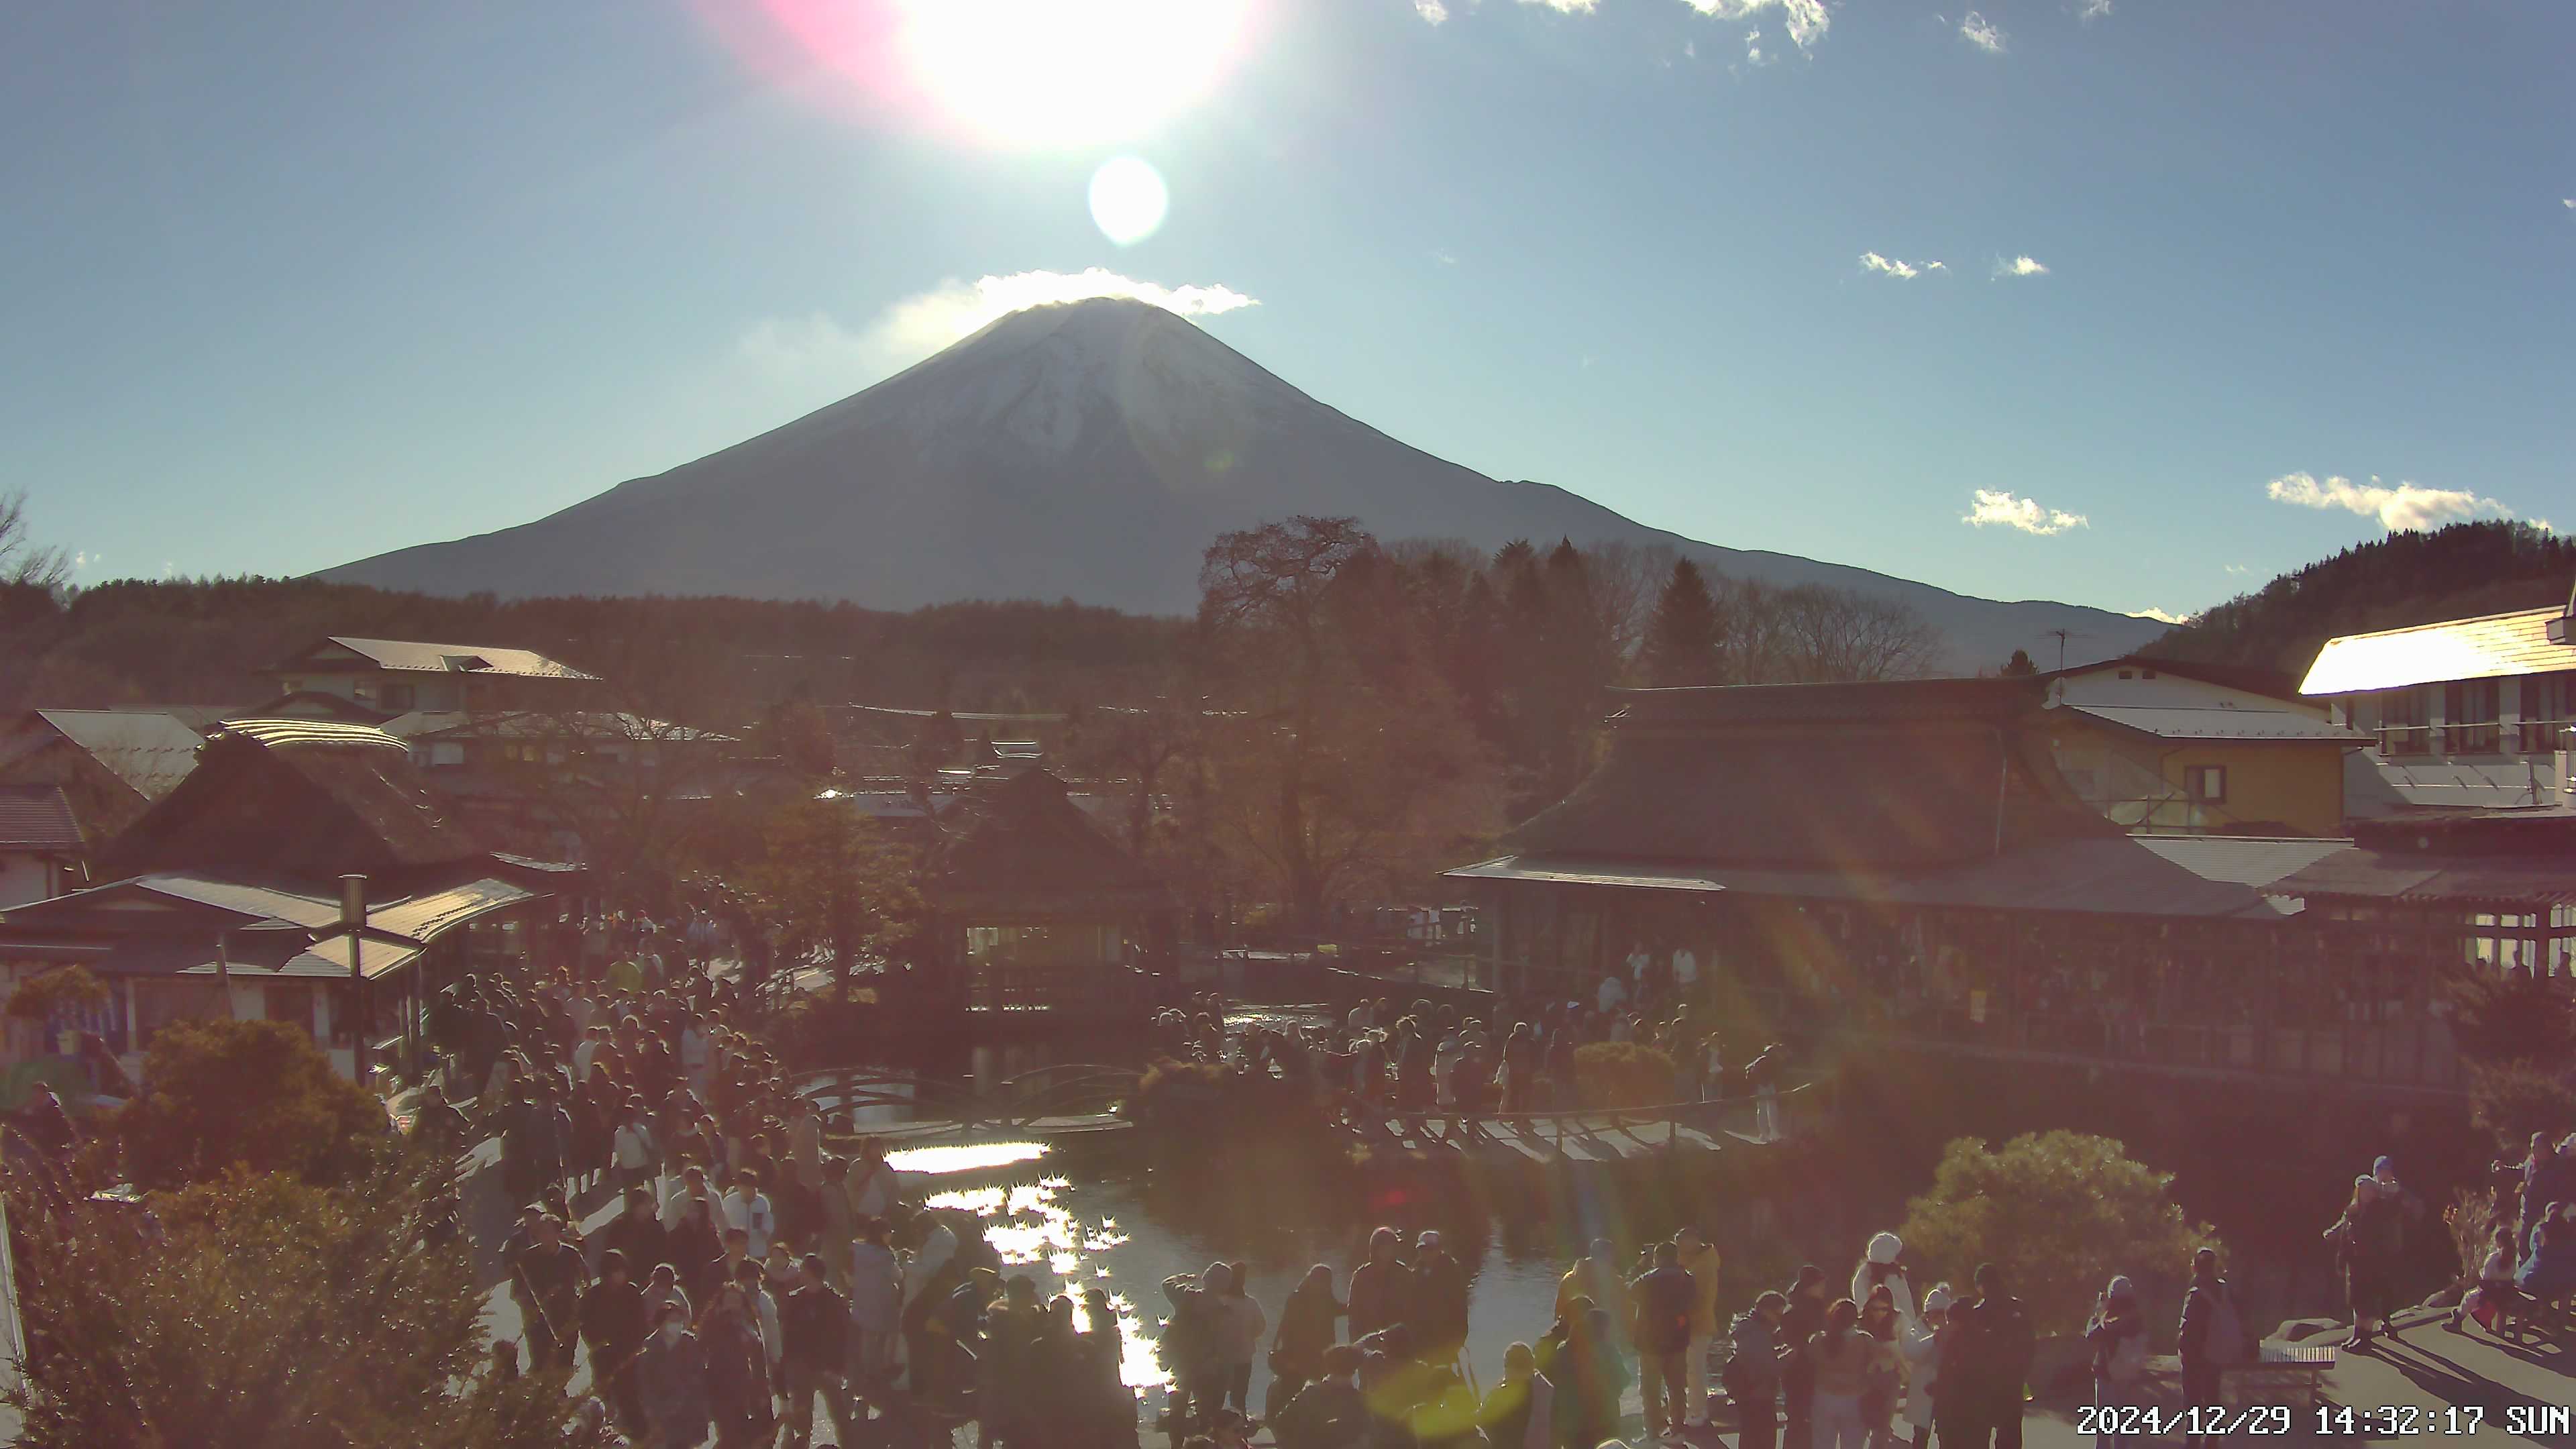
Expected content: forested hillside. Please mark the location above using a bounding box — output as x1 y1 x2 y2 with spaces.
0 577 1186 724
2144 523 2573 677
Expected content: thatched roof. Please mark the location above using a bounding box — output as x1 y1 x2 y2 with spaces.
97 719 494 881
920 768 1172 916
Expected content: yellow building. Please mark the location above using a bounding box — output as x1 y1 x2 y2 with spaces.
2038 657 2361 837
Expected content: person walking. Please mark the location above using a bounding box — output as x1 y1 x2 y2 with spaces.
848 1216 905 1393
1851 1235 1919 1335
581 1248 652 1436
2176 1250 2251 1449
637 1297 712 1449
2082 1277 2147 1449
1348 1227 1413 1342
1727 1292 1792 1449
1212 1263 1268 1417
1676 1228 1723 1429
702 1277 775 1449
1629 1239 1697 1444
513 1213 588 1373
2325 1175 2402 1350
1805 1299 1876 1449
1958 1264 2033 1449
1898 1285 1950 1449
1780 1265 1830 1449
1267 1265 1346 1419
780 1254 856 1449
1414 1232 1472 1367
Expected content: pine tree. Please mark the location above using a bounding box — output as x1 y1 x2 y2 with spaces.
1640 559 1724 687
1999 647 2037 677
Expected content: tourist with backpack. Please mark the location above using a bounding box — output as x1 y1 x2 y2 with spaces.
1629 1240 1697 1442
2176 1248 2253 1448
2083 1277 2147 1448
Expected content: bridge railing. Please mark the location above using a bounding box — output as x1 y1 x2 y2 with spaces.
1340 1081 1820 1150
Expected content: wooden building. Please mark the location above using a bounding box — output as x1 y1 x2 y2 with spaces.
917 767 1174 1015
0 718 577 1086
1445 677 2490 1099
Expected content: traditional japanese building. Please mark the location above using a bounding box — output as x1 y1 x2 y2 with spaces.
1444 676 2473 1099
916 767 1174 1016
0 718 578 1085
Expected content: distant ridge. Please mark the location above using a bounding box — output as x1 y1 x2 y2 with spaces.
324 298 2163 671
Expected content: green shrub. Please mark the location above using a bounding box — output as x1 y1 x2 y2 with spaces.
2468 1061 2576 1152
1573 1042 1678 1109
115 1019 391 1191
1896 1131 2218 1337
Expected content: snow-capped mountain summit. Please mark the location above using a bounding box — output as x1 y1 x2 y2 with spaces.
323 298 2161 669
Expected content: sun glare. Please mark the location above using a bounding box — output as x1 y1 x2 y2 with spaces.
1089 158 1169 245
896 0 1254 149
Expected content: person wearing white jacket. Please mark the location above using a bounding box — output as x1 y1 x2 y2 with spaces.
1853 1233 1921 1337
1900 1285 1952 1448
723 1169 777 1261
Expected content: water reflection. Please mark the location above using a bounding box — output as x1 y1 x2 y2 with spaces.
921 1165 1167 1391
885 1141 1049 1175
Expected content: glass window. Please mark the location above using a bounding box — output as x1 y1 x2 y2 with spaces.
2380 687 2429 755
2187 765 2226 802
2522 672 2574 753
2445 679 2500 754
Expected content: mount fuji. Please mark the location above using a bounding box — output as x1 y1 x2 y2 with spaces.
323 298 2162 670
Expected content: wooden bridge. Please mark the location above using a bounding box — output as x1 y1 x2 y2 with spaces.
792 1063 1144 1146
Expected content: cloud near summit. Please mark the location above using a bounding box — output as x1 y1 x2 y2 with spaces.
2264 472 2518 533
739 270 1260 382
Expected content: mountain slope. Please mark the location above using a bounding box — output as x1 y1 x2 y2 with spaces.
324 298 2163 670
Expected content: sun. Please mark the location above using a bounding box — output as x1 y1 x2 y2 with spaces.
895 0 1256 150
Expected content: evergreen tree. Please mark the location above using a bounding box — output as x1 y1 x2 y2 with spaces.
2000 647 2038 677
1640 559 1724 687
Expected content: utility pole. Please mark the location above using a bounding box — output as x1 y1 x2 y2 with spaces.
2045 629 2075 671
341 873 369 1088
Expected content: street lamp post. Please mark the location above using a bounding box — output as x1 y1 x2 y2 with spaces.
341 873 368 1088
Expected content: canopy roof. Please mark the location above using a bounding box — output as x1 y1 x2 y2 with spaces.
277 636 597 680
920 768 1171 915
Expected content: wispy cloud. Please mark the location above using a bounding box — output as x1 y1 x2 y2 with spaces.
1432 248 1458 266
73 550 103 573
1520 0 1598 12
1960 11 2008 52
2223 563 2251 577
2128 606 2192 626
1860 252 1945 280
1964 489 2090 536
739 269 1259 384
1415 0 1451 21
1684 0 1830 52
2078 0 2112 19
1994 255 2049 278
2265 472 2520 533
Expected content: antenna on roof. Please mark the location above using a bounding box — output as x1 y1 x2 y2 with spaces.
2043 628 2090 672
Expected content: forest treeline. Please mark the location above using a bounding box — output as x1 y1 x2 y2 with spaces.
2143 522 2573 677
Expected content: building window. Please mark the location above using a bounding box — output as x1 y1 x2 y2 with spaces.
383 682 415 710
427 743 465 768
2380 687 2428 755
2186 765 2226 802
2445 678 2500 755
2523 672 2574 754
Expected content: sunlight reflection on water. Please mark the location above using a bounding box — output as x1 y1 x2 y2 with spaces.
884 1140 1050 1175
918 1150 1166 1389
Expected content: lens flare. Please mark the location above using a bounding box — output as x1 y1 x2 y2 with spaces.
1089 158 1170 246
720 0 1258 152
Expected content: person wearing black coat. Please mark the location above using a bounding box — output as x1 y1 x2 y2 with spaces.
581 1249 650 1434
1267 1265 1348 1419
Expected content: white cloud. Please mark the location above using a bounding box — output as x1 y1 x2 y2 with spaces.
1960 11 2008 52
739 269 1259 384
2563 199 2573 209
2128 606 2193 626
1995 255 2049 278
73 550 104 573
2264 472 2519 533
2078 0 2112 19
1520 0 1599 12
1684 0 1830 52
2223 563 2251 576
1433 248 1458 266
1860 252 1945 279
1415 0 1450 22
1964 489 2090 535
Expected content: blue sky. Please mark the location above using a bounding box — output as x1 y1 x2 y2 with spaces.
5 0 2570 621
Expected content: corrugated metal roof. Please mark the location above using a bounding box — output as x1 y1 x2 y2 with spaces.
2347 755 2562 814
386 710 725 743
364 877 531 941
2063 702 2367 743
129 874 344 928
0 786 81 853
1449 834 2329 919
313 637 598 680
210 718 413 755
28 710 204 799
2300 606 2576 696
2264 847 2576 905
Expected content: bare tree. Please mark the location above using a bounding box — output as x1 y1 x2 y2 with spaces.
1580 539 1678 664
0 490 70 594
1717 578 1940 684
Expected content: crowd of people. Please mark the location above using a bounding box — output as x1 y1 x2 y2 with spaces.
2444 1132 2576 1344
1154 987 1787 1139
